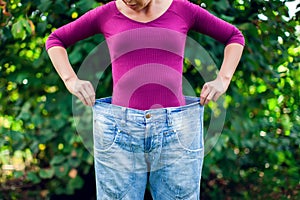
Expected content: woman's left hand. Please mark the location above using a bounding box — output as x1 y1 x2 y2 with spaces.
200 75 231 105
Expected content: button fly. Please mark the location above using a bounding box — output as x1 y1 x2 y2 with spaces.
145 113 151 119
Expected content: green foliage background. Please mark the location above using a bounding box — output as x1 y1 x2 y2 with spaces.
0 0 299 199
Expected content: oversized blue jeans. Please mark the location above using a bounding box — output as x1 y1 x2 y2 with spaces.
93 96 204 199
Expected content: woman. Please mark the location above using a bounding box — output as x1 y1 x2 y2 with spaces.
46 0 244 199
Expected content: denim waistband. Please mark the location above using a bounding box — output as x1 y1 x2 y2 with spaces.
93 96 203 124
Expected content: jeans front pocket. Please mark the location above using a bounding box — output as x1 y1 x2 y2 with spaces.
159 109 204 170
163 114 203 152
93 113 118 152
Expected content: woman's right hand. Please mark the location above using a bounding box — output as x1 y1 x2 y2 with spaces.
64 77 96 106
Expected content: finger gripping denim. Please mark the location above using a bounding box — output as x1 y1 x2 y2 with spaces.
93 96 204 200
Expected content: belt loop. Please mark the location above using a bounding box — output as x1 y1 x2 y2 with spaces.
167 109 172 126
121 107 127 126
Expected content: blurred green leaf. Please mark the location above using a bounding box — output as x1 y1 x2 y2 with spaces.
26 171 41 184
11 20 26 40
50 155 66 166
39 168 55 179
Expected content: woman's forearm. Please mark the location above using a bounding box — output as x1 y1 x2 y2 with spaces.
218 43 244 87
47 46 95 106
200 43 244 105
47 46 78 83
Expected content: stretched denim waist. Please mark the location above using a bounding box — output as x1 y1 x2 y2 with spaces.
93 96 203 123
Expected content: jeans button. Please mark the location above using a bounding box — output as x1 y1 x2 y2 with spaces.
145 113 151 119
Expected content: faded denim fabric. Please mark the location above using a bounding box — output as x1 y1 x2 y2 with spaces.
93 96 204 200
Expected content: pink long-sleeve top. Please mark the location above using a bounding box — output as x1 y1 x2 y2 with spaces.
46 0 245 110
